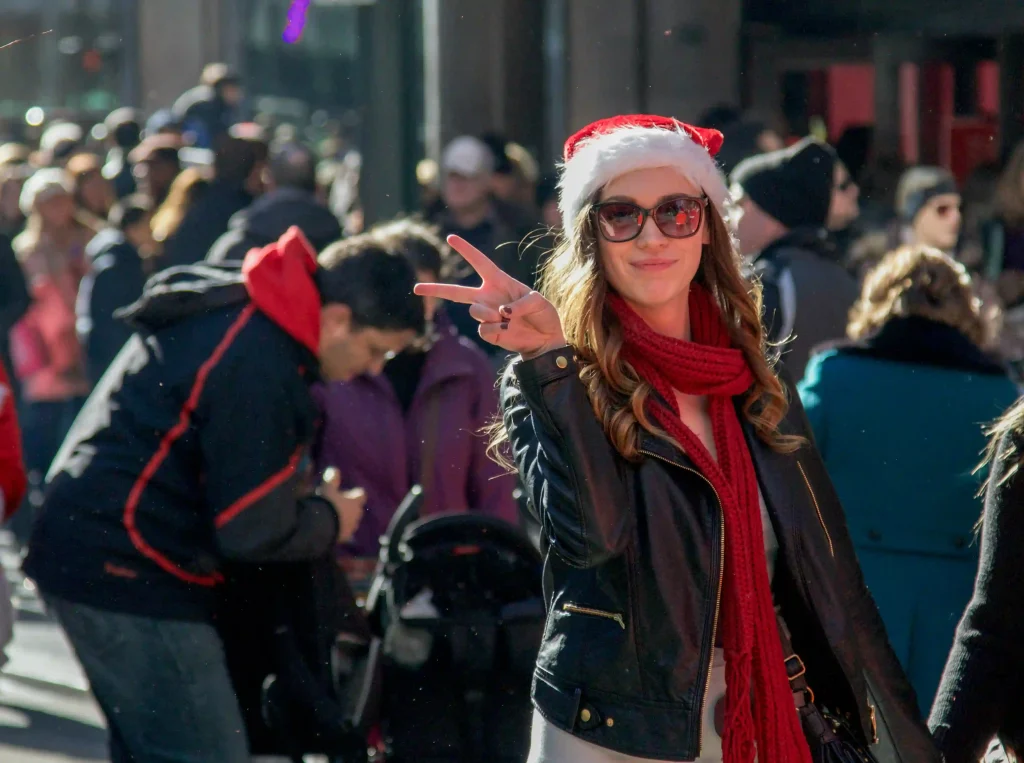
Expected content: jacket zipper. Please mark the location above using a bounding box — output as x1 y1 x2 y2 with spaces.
640 449 724 755
796 461 834 557
562 602 626 630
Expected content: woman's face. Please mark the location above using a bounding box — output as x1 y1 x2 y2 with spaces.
913 192 962 252
79 171 114 218
596 166 709 315
36 192 75 229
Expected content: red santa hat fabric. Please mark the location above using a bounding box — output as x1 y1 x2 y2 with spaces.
557 114 732 232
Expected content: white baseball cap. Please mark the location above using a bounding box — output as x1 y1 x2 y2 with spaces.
441 136 495 177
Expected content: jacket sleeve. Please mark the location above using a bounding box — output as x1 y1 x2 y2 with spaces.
0 236 29 335
500 347 633 568
466 356 519 525
929 429 1024 763
783 373 940 761
199 346 339 563
0 364 26 520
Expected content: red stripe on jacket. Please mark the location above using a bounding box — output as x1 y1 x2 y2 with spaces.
214 446 303 529
121 304 256 587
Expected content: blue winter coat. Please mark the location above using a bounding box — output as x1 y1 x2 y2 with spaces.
798 316 1019 714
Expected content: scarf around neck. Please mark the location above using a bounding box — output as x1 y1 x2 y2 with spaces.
608 285 811 763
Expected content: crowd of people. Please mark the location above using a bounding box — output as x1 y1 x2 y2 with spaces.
1 61 1024 762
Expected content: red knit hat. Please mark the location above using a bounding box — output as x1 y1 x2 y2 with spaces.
558 114 731 231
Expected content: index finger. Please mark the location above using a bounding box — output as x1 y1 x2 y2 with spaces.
414 282 481 304
446 234 508 283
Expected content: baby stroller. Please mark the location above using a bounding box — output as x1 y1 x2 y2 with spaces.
364 486 546 763
217 547 384 762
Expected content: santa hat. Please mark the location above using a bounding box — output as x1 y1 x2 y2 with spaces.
557 114 732 232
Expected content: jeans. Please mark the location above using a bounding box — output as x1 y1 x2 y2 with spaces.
49 597 249 763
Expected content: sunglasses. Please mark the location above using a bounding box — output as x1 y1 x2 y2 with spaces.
591 194 707 243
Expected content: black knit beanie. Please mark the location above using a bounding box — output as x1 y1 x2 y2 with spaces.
729 136 837 230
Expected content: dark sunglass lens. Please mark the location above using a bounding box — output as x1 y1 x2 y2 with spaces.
597 203 643 241
654 198 702 237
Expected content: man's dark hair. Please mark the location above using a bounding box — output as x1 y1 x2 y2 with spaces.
104 108 142 149
317 234 425 334
368 218 449 280
269 142 317 193
109 194 152 231
214 131 269 187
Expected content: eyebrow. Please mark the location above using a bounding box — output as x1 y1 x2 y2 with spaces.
602 193 696 205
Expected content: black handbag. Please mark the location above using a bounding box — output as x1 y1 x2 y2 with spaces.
776 613 879 763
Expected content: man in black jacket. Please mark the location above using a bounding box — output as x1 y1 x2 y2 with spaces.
24 226 423 762
205 141 341 264
76 195 155 385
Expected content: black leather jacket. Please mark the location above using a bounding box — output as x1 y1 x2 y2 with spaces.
501 348 941 762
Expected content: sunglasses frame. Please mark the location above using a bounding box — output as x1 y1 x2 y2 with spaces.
591 193 708 243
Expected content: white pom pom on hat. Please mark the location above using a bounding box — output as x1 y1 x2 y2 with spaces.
557 114 732 232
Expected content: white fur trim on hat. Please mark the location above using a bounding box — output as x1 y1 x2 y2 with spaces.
557 124 733 232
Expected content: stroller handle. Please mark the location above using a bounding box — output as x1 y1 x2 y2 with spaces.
379 485 424 566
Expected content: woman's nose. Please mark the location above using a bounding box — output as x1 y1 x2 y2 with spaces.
636 215 668 248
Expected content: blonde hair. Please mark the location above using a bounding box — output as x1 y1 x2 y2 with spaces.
151 167 211 244
847 245 990 348
978 397 1024 498
491 194 801 465
994 142 1024 229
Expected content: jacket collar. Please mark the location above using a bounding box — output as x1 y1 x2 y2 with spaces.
815 315 1007 377
357 321 479 400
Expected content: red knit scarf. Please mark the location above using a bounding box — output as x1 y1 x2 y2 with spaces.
608 286 810 763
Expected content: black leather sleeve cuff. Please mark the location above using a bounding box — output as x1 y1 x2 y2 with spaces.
512 347 578 389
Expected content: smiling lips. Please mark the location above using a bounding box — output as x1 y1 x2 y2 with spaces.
632 259 675 272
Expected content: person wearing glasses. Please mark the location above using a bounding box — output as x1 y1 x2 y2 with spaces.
895 167 962 254
730 138 861 379
415 115 939 763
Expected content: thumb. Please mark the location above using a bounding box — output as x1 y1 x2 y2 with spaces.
341 486 366 502
322 466 341 488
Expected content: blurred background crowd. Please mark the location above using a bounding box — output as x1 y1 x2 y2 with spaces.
5 1 1024 754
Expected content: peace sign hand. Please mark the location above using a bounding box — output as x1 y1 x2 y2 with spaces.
414 235 566 359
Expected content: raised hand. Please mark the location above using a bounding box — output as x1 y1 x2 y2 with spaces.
414 235 566 358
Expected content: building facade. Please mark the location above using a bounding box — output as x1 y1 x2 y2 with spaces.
3 0 1024 220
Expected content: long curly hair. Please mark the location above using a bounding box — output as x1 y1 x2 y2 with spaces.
846 245 993 349
491 191 800 465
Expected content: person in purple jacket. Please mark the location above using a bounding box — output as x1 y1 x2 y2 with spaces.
315 218 518 573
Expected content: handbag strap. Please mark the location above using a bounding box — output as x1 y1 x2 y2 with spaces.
776 610 814 708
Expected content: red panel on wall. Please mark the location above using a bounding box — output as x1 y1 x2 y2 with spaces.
977 60 999 116
900 63 920 164
826 64 875 140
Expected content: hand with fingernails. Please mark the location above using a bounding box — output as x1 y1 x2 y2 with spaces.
414 235 567 359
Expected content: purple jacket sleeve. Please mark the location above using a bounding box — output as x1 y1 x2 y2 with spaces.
467 357 519 525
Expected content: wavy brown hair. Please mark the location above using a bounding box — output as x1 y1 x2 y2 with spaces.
847 245 992 349
491 192 801 465
151 166 211 245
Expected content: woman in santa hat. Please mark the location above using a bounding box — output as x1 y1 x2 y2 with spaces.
416 115 938 763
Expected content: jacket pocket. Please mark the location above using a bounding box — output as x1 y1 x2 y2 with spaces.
562 602 626 630
797 460 834 558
